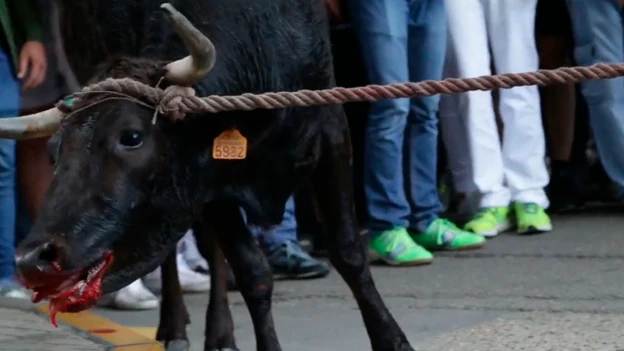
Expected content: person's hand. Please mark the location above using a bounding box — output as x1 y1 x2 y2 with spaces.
324 0 343 23
18 41 47 91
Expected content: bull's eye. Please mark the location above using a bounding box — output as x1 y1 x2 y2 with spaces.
119 130 144 149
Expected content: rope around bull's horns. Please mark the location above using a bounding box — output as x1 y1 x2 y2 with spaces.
57 63 624 119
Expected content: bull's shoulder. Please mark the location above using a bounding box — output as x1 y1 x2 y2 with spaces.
199 0 333 92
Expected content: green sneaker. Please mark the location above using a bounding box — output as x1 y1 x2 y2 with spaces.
409 218 486 251
464 207 512 237
514 202 552 234
369 227 433 266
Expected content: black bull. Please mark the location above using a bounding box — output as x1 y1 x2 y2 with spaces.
0 1 415 350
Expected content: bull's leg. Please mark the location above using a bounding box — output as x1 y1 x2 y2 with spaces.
311 117 414 351
206 202 282 351
156 251 192 351
191 222 239 351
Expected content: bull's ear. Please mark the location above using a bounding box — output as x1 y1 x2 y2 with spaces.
160 3 216 86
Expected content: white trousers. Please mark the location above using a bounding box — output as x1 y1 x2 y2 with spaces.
440 0 549 209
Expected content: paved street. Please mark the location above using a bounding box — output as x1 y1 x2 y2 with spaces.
90 209 624 351
0 299 108 350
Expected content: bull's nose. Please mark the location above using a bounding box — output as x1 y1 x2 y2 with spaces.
15 242 64 287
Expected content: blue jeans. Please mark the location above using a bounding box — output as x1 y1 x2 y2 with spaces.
565 0 624 188
348 0 446 234
248 195 297 252
0 48 19 282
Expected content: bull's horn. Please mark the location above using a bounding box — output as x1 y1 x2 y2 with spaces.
0 107 63 140
161 3 216 86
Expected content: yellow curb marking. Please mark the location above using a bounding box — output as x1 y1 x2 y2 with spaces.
128 327 158 340
37 305 164 350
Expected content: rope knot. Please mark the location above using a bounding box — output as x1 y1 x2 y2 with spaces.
159 85 196 120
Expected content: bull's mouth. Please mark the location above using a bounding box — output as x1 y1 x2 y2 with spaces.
24 252 114 327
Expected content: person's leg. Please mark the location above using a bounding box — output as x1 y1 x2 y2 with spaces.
403 0 485 250
403 0 446 233
439 49 479 218
484 0 552 234
536 0 583 213
439 0 512 238
0 48 26 298
536 0 575 164
348 0 434 265
257 195 330 280
14 190 33 247
17 136 54 221
439 54 474 198
565 0 624 192
439 23 489 221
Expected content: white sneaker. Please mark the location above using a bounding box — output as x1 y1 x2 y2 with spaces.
180 230 209 273
98 279 159 310
143 252 211 294
0 284 30 300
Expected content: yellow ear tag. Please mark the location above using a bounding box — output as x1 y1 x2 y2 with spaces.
212 129 247 160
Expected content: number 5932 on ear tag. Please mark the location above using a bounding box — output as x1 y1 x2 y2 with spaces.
212 129 247 160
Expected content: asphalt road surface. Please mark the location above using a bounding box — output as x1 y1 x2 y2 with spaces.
94 209 624 351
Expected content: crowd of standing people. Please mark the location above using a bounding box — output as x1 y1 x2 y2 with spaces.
1 0 624 310
341 0 624 265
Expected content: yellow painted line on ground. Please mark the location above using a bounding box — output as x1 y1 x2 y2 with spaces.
37 305 164 350
128 327 157 340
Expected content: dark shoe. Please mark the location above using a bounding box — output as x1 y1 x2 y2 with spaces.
547 161 585 213
267 241 330 280
584 160 622 203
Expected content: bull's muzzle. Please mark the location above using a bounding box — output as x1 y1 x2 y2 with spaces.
15 241 68 288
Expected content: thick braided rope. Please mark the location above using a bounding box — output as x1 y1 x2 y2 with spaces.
64 63 624 118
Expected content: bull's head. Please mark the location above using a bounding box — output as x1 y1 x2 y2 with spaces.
0 4 216 321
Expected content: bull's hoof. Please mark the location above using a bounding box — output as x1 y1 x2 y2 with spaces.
164 339 191 351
